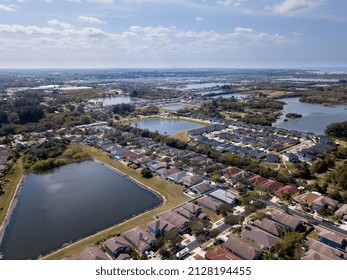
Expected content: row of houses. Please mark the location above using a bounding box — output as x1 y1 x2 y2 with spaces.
223 166 300 199
101 202 208 259
0 145 10 176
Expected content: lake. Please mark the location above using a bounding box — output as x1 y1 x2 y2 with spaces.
0 161 162 260
274 97 347 135
90 97 143 106
131 119 202 135
162 105 190 111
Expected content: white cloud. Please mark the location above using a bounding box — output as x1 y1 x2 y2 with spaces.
216 0 246 7
47 19 74 29
195 17 203 21
41 0 53 3
0 4 18 12
266 0 326 15
78 16 104 24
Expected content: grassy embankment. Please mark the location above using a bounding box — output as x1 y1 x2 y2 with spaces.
0 159 23 225
42 145 189 260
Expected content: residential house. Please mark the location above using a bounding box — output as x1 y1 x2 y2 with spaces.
209 189 236 206
296 192 321 207
304 238 347 260
223 236 262 260
248 149 265 159
123 227 156 253
148 161 166 172
176 203 203 220
190 181 215 195
181 174 204 188
260 180 284 194
205 248 241 260
223 166 244 179
147 220 177 238
161 211 189 233
312 196 339 211
253 218 286 237
283 153 300 163
77 246 109 260
197 196 223 212
318 231 346 250
156 167 180 180
266 154 280 163
103 236 132 260
335 204 347 221
167 171 187 184
133 156 152 168
274 185 299 198
248 175 268 188
241 225 279 250
269 211 303 231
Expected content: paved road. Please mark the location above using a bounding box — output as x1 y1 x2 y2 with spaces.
260 199 347 236
187 240 200 251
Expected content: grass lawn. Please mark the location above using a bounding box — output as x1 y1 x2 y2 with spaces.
172 131 189 142
200 206 221 223
0 159 23 225
42 145 189 260
307 229 320 240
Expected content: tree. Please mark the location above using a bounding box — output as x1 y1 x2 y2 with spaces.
273 232 305 260
224 214 243 226
217 204 234 217
141 168 152 178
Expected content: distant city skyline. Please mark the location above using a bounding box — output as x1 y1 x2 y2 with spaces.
0 0 346 68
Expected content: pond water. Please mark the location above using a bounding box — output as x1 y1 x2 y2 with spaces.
0 161 162 260
274 97 347 135
131 119 203 135
90 97 143 106
162 105 190 111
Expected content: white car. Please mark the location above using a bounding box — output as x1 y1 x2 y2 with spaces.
145 251 152 259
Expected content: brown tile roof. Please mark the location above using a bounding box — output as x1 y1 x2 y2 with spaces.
183 203 201 214
205 248 241 260
241 225 280 249
260 180 284 193
335 204 347 217
301 249 334 260
253 218 286 237
103 236 131 254
269 211 302 230
313 196 339 208
306 238 347 260
248 175 268 187
123 227 155 253
274 185 299 197
119 151 138 158
224 166 243 177
197 196 223 212
161 211 189 229
318 231 345 245
77 246 109 260
147 219 177 234
224 236 262 260
296 192 321 205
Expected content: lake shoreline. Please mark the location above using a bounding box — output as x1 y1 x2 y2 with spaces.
0 159 165 260
0 174 24 249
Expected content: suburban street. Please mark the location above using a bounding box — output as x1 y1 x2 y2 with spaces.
259 199 347 236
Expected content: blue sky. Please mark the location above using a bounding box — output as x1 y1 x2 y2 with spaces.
0 0 346 68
